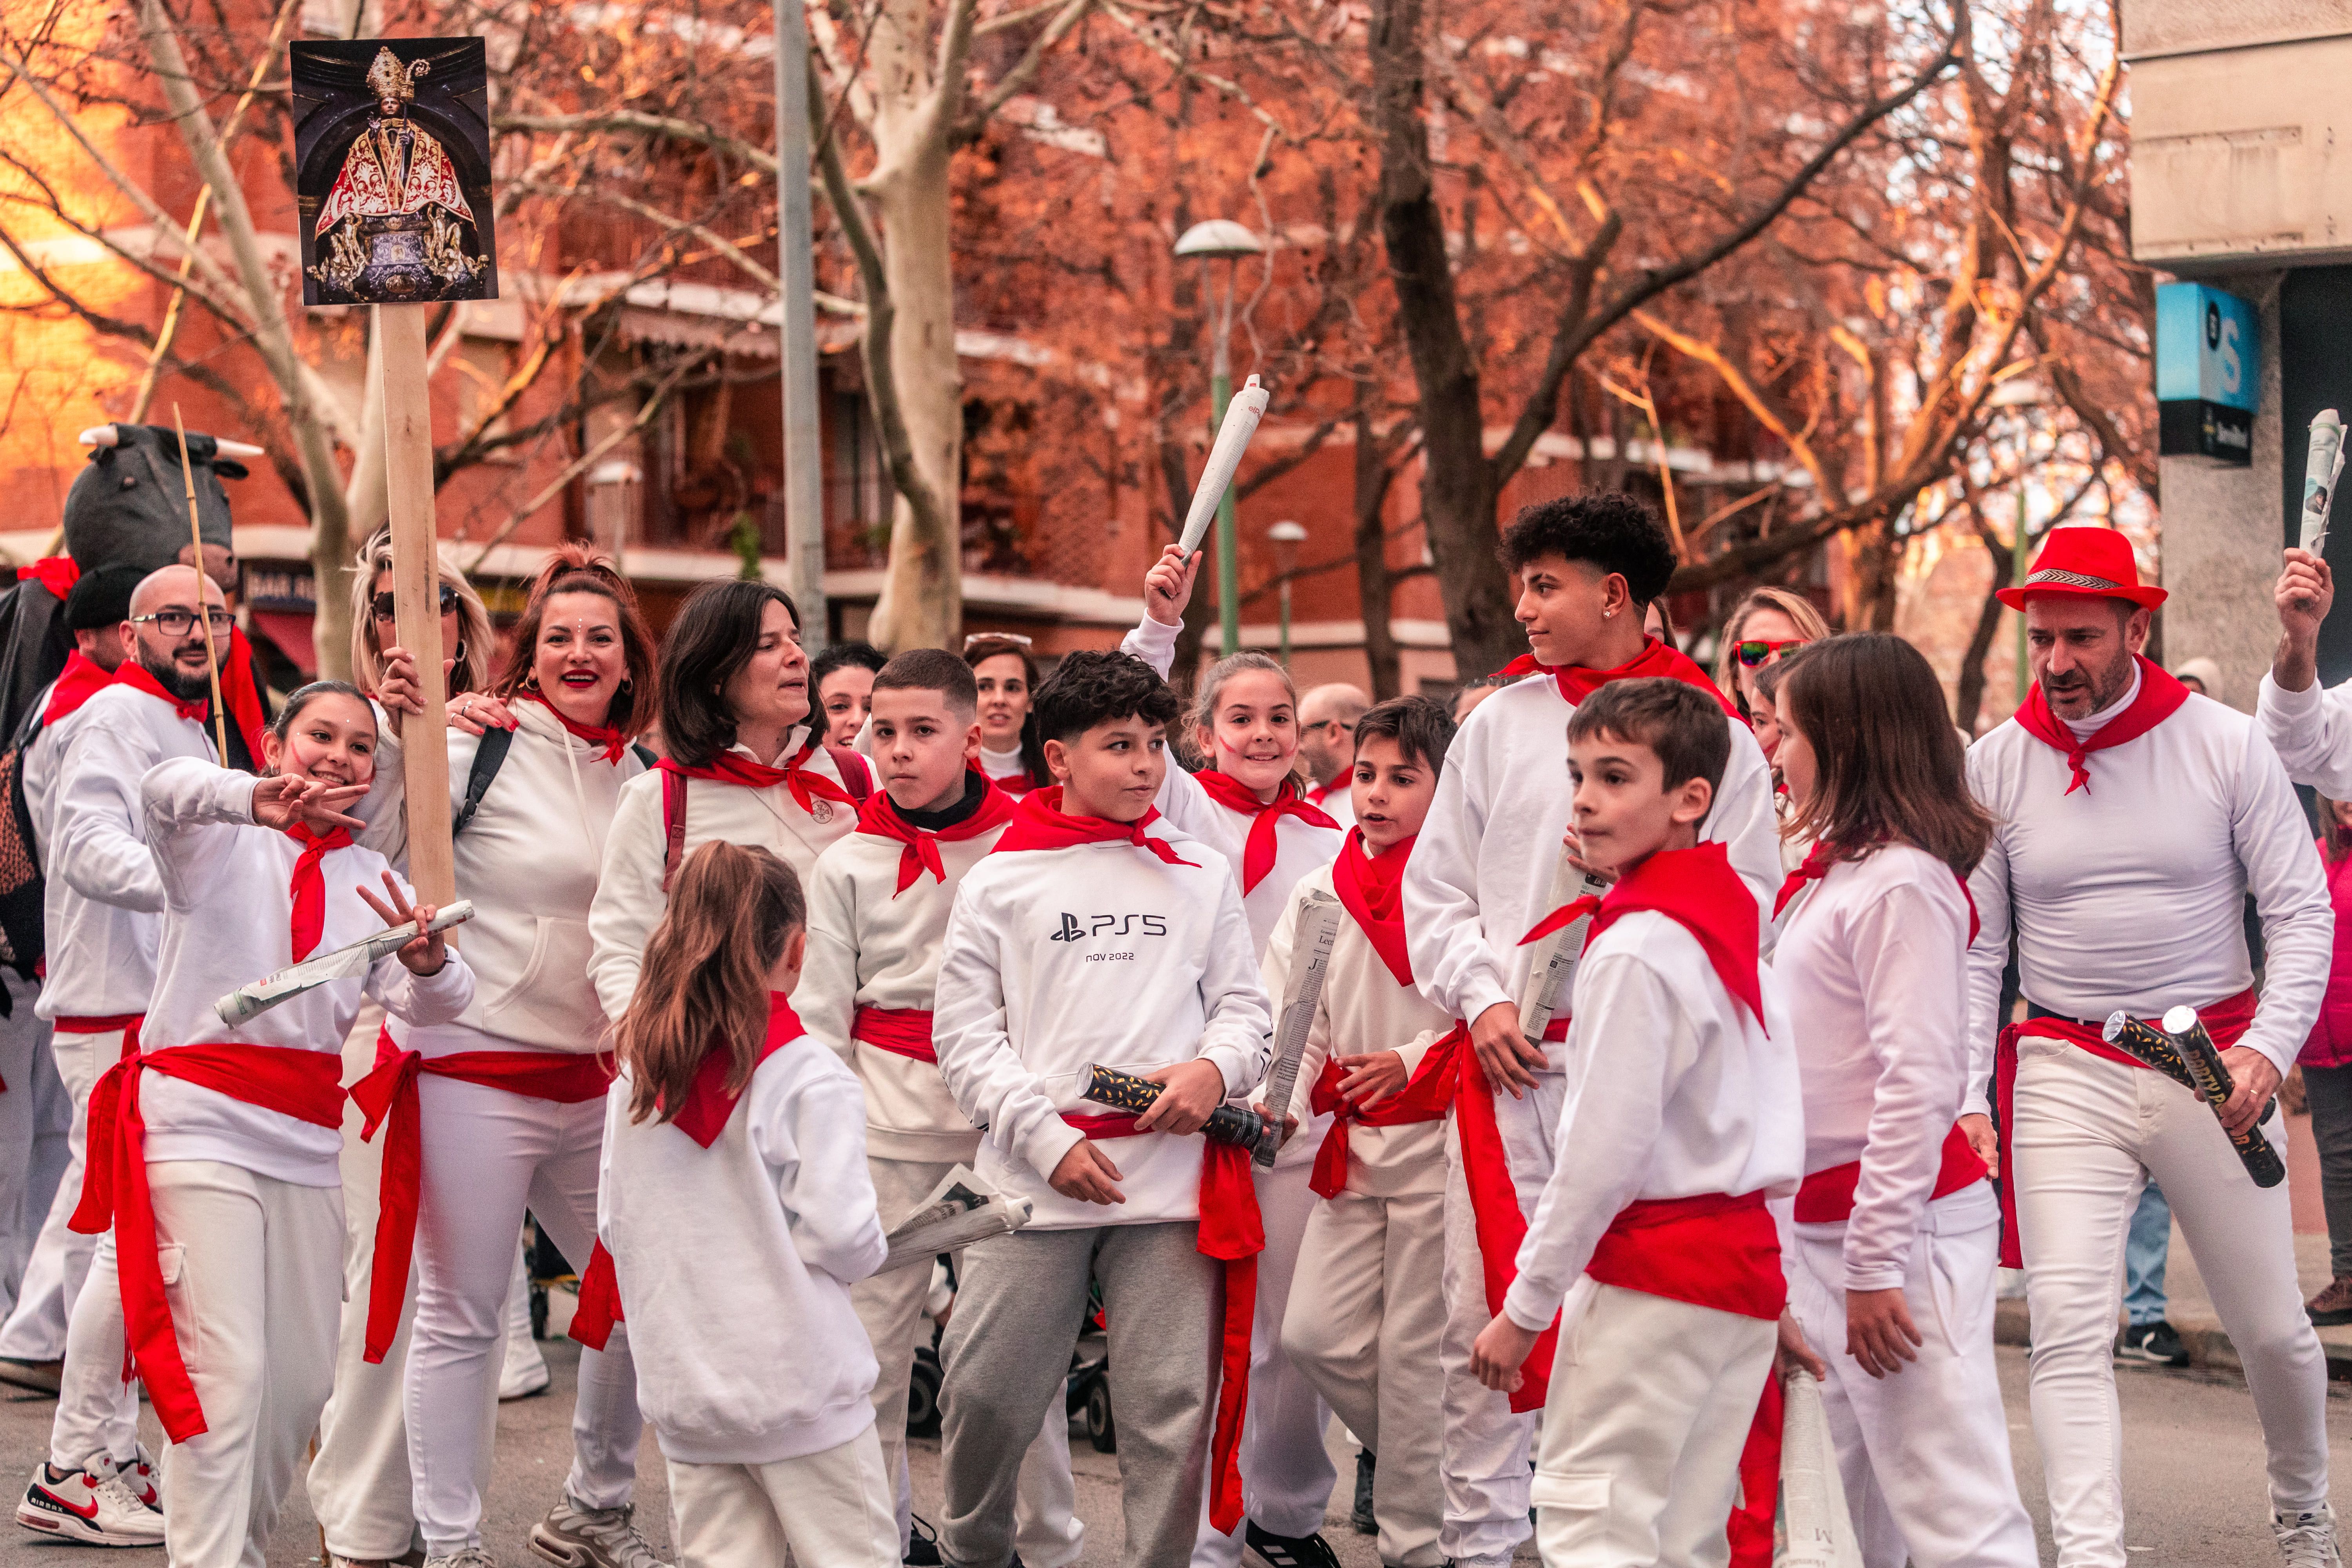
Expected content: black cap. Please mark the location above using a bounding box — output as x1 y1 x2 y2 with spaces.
62 564 145 632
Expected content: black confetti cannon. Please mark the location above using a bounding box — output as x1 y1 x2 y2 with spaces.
1081 1064 1272 1159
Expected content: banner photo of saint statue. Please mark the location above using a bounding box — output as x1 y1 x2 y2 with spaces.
291 37 497 307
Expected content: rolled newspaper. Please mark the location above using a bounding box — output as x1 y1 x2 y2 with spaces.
2158 1005 2285 1189
1081 1063 1273 1159
876 1165 1032 1274
1257 893 1341 1169
1520 845 1608 1045
214 901 475 1027
1776 1369 1864 1568
1176 375 1271 557
2303 409 2345 555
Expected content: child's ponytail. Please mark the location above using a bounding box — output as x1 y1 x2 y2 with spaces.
613 840 803 1125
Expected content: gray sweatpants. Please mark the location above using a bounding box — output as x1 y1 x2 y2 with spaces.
940 1221 1221 1568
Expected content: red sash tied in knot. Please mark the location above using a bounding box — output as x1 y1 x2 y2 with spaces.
1307 1024 1460 1200
1585 1189 1784 1319
853 773 1017 895
992 787 1198 869
518 690 628 764
851 1006 937 1064
70 1036 344 1443
2010 655 2190 796
1499 636 1742 718
1192 771 1337 894
1794 1123 1987 1225
284 823 354 963
113 660 208 727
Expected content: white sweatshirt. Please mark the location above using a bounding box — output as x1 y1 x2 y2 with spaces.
1267 862 1450 1198
37 683 216 1022
136 758 476 1186
932 820 1273 1229
1502 911 1803 1330
598 1032 887 1465
2258 671 2352 798
1306 777 1356 831
1964 676 2331 1093
587 727 857 1020
1401 670 1780 1039
1770 844 1973 1290
799 814 1006 1161
1121 616 1345 953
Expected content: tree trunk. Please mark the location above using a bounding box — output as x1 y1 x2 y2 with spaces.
1368 0 1520 682
1953 524 2008 733
1354 404 1402 700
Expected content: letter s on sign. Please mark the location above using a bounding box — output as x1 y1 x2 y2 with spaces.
2220 316 2243 398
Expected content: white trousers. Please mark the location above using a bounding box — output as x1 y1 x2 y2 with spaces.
0 980 67 1319
0 1024 130 1361
149 1159 345 1568
1281 1188 1447 1568
666 1425 899 1568
405 1074 642 1552
1532 1280 1775 1568
851 1154 1083 1568
1191 1159 1337 1566
2013 1038 2330 1566
49 1229 138 1470
1438 1114 1536 1565
1786 1183 2036 1568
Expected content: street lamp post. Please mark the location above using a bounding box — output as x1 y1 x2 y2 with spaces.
1268 519 1307 667
1175 218 1263 657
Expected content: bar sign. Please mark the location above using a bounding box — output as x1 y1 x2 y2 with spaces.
2157 282 2257 467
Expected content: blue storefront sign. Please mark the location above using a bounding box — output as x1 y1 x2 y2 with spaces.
2156 282 2257 467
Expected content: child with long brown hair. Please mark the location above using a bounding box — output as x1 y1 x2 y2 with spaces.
599 840 893 1568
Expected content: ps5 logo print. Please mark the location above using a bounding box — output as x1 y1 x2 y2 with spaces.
1049 913 1170 942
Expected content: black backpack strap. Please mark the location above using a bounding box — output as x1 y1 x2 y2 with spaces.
632 742 658 769
452 725 515 836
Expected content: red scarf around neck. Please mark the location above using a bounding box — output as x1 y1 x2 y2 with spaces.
1519 841 1763 1029
42 651 114 727
1774 840 1982 944
854 772 1018 894
283 823 354 963
1193 769 1338 893
1332 828 1415 987
1501 635 1742 719
517 689 628 764
658 731 853 816
666 993 805 1147
2011 655 2188 796
113 660 208 726
992 786 1196 868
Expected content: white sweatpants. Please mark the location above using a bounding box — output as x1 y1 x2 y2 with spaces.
0 979 67 1318
0 1024 131 1361
149 1159 345 1568
1786 1182 2036 1568
1437 1114 1536 1565
1532 1279 1775 1568
2012 1037 2330 1567
851 1154 1083 1568
49 1229 137 1470
1191 1158 1337 1566
666 1425 899 1568
405 1074 642 1552
1281 1188 1447 1568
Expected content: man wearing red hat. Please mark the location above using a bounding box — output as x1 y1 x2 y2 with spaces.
1963 527 2336 1568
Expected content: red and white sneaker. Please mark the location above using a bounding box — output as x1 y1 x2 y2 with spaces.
116 1445 160 1510
15 1455 165 1545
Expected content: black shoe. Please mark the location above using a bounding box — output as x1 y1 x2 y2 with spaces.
905 1513 944 1567
1244 1521 1342 1568
1351 1450 1377 1535
2116 1320 2189 1366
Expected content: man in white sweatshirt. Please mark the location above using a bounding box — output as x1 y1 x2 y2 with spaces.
798 649 1082 1568
931 651 1272 1568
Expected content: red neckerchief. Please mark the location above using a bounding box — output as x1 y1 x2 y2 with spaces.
113 660 207 726
517 689 627 764
666 993 804 1148
1501 635 1742 719
854 772 1018 895
992 785 1196 868
284 822 354 962
1307 777 1345 808
221 628 270 767
657 731 854 816
1332 827 1414 986
1519 841 1762 1029
1774 839 1982 944
18 556 77 601
42 651 114 727
2011 655 2189 796
987 765 1037 797
1193 770 1338 893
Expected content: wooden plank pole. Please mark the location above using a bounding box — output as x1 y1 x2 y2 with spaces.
374 303 456 907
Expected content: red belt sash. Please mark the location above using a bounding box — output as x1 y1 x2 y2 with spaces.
348 1031 613 1363
55 1014 146 1034
1062 1109 1263 1535
1993 986 2257 1267
1450 1034 1559 1413
69 1033 345 1443
1307 1024 1460 1200
851 1006 936 1065
1585 1189 1784 1319
1793 1124 1987 1225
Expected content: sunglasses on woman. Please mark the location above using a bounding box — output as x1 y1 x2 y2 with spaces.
372 585 461 622
1735 638 1806 668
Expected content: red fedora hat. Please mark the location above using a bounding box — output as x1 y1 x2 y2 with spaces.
1995 526 2166 611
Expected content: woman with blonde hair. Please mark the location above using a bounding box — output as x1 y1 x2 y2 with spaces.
1714 586 1830 724
347 524 498 731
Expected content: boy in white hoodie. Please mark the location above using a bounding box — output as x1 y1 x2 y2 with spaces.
931 650 1273 1568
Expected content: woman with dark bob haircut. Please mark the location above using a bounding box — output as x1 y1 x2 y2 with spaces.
587 579 869 1024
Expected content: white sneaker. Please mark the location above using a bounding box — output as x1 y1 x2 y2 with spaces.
116 1444 160 1511
15 1454 165 1545
424 1551 499 1568
499 1338 550 1400
528 1494 670 1568
2276 1505 2344 1568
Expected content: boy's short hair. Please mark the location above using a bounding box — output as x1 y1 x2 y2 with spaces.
1034 650 1181 745
1354 694 1457 774
872 647 978 716
1565 677 1730 797
1497 493 1677 606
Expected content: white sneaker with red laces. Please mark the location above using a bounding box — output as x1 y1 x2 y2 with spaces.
15 1454 165 1545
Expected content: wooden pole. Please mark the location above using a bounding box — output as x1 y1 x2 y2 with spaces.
169 404 231 762
373 305 456 906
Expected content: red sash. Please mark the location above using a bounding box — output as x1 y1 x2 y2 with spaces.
1307 1024 1459 1200
1499 636 1742 719
55 1014 145 1035
348 1032 613 1363
69 1034 345 1443
40 651 114 728
1062 1110 1263 1534
1193 771 1337 894
1451 1038 1558 1413
2009 656 2189 796
852 773 1017 895
993 787 1197 869
221 628 270 767
1992 985 2257 1267
1794 1124 1986 1225
1585 1189 1784 1319
851 1005 936 1064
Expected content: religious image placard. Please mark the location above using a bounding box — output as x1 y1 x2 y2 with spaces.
290 37 497 307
